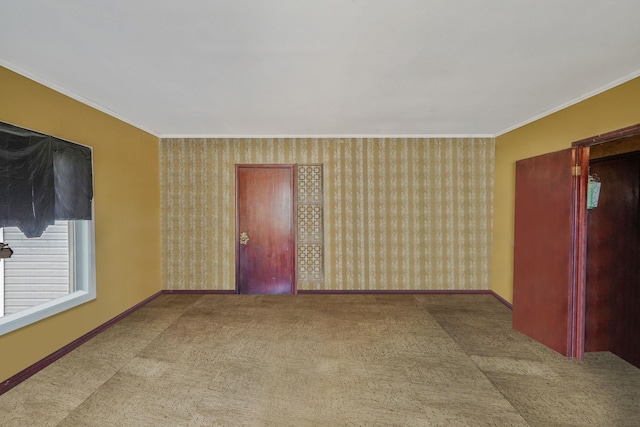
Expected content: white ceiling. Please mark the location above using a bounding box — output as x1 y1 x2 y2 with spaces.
1 1 640 137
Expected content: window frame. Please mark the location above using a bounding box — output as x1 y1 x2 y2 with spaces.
0 216 96 335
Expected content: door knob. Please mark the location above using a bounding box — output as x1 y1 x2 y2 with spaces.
239 232 249 245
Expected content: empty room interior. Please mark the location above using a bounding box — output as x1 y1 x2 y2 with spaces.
1 2 640 426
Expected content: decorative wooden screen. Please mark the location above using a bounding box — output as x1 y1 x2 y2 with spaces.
296 164 324 285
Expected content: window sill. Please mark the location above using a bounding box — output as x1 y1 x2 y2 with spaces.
0 290 96 336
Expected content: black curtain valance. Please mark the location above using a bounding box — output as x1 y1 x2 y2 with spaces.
0 122 93 237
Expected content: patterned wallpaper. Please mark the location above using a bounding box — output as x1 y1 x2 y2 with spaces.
160 138 494 291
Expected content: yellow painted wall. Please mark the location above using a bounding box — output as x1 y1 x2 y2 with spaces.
492 77 640 303
0 67 162 381
161 137 495 291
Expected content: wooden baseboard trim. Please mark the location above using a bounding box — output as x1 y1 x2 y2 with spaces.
298 289 493 295
298 289 513 309
489 291 513 310
0 291 162 397
161 290 236 294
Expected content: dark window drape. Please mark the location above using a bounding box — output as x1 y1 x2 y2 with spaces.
0 122 93 237
52 138 93 220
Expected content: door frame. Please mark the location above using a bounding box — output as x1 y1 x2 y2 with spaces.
235 164 297 294
571 123 640 359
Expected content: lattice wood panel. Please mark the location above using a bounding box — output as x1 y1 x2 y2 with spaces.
297 164 323 204
296 164 324 284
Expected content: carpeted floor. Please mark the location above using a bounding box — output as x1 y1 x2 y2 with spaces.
1 294 639 426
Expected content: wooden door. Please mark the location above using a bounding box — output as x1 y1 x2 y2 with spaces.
236 165 295 294
513 148 580 357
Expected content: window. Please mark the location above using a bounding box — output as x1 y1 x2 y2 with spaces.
0 219 95 335
0 122 95 336
1 221 72 317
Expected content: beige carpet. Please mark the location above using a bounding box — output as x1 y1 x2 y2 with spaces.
1 294 639 426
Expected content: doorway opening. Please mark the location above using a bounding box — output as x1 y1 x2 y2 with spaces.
574 125 640 368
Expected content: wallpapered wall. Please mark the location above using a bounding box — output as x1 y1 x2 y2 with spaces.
160 137 494 291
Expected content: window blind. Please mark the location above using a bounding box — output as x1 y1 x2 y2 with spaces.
1 221 70 315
